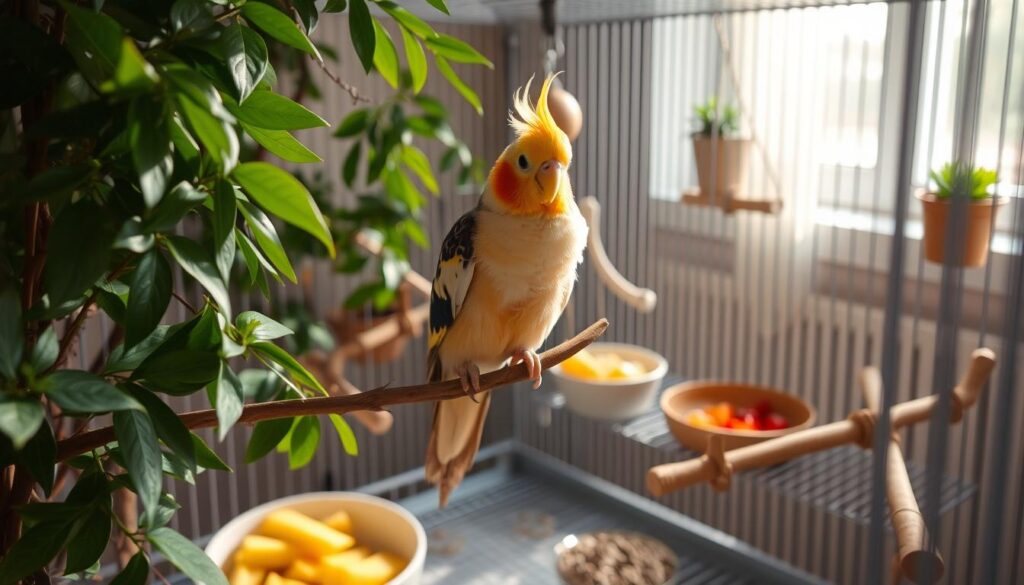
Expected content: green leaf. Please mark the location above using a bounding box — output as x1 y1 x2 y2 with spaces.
105 324 174 373
228 90 328 131
329 413 358 456
114 409 162 526
61 2 122 84
43 371 142 413
64 506 110 575
211 361 244 440
148 527 229 585
425 34 492 67
192 432 231 471
125 249 172 348
15 422 55 496
0 512 76 585
334 108 370 138
233 162 335 257
170 116 201 161
143 181 206 233
104 39 159 94
372 19 399 89
236 311 293 341
342 141 362 187
0 397 43 448
344 281 386 309
222 24 267 104
170 0 214 33
250 341 326 395
237 205 296 282
324 0 348 12
129 96 172 208
400 27 427 93
133 349 220 395
0 289 23 380
379 2 435 38
245 417 292 463
235 229 268 284
163 235 232 314
28 326 58 373
402 145 438 193
125 384 195 471
241 2 320 60
239 368 284 401
11 163 96 206
424 0 450 15
242 123 321 163
110 552 149 585
348 0 375 73
288 415 320 469
292 0 319 33
44 200 117 306
435 56 482 115
176 93 239 172
212 180 237 283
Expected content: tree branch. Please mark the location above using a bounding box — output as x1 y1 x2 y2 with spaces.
56 319 608 461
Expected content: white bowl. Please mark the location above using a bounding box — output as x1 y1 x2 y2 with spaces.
205 491 426 585
550 342 668 420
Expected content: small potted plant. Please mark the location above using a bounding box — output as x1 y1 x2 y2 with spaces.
918 162 1004 267
691 96 750 199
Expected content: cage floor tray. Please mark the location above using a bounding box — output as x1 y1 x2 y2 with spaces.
394 445 823 585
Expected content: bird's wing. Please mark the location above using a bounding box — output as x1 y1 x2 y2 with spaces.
426 210 478 381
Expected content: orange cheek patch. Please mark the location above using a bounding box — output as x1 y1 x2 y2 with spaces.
491 160 521 207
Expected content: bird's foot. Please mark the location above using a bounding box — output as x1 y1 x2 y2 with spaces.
455 362 481 403
510 348 543 389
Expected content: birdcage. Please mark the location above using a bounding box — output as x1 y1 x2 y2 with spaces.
14 0 1023 584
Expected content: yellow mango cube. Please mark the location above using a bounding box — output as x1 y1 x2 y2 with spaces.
335 552 407 585
560 349 604 380
319 547 371 584
264 573 307 585
284 559 320 584
235 535 295 570
259 509 355 557
228 563 266 585
322 510 353 534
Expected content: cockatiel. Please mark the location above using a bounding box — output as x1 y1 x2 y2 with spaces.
425 75 588 506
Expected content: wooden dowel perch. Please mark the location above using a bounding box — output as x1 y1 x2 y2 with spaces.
55 319 609 462
860 368 943 584
578 196 657 312
646 348 997 499
680 190 782 215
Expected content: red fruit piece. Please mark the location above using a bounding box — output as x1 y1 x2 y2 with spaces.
763 413 789 430
728 417 757 431
753 400 774 419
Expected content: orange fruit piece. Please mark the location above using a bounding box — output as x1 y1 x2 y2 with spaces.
684 409 715 429
706 402 734 427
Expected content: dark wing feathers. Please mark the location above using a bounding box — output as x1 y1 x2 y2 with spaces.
426 210 478 381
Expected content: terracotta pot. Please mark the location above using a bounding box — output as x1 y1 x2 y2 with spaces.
691 136 751 198
918 192 1004 267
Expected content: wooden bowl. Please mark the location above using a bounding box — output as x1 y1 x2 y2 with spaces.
661 381 816 451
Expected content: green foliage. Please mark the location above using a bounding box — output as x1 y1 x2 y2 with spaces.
693 96 739 138
929 162 997 200
0 0 488 581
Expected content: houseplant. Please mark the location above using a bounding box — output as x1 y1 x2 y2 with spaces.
0 0 491 583
918 162 1003 267
691 96 750 199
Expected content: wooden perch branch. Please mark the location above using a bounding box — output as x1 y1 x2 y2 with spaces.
860 368 944 584
578 197 657 313
55 319 609 462
646 348 996 498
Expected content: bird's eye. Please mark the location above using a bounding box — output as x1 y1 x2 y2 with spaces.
517 154 529 170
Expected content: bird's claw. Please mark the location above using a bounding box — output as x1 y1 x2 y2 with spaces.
511 349 543 389
455 362 481 403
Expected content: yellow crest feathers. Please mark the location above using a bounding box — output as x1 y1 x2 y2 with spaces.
509 74 567 142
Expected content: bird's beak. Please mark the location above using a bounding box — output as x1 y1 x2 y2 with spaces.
534 159 564 204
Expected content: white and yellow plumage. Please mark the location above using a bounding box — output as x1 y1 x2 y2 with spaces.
425 75 588 506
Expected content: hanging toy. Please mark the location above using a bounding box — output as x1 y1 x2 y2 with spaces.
540 0 583 141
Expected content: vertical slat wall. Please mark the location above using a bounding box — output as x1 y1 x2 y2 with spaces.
511 2 1024 584
150 18 511 540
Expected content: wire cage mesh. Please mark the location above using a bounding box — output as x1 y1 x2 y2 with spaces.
65 0 1024 583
